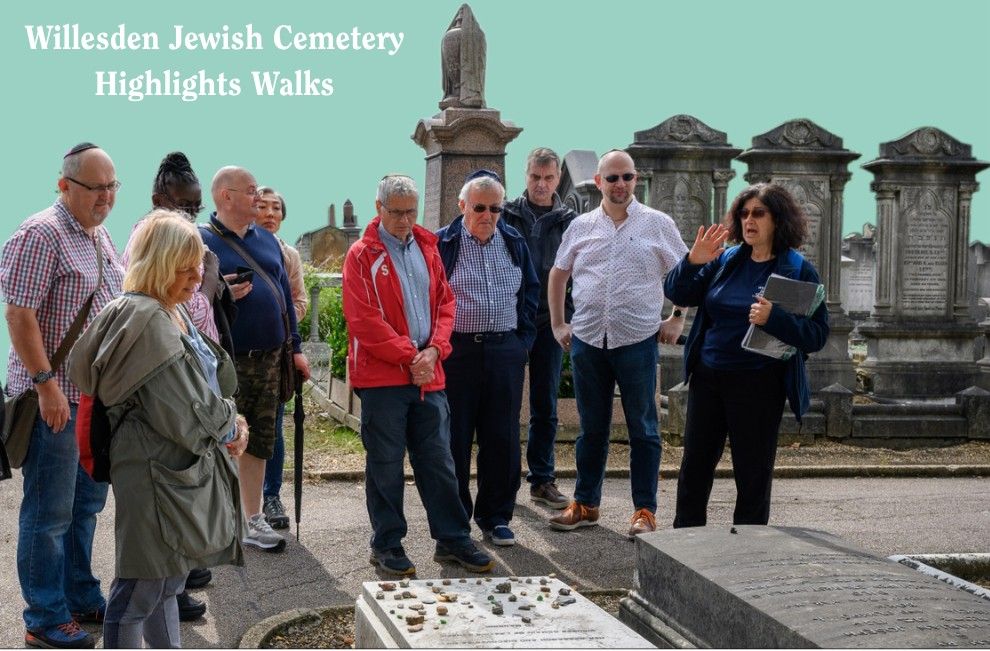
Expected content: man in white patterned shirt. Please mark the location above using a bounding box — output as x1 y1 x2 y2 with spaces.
547 150 688 538
436 170 539 547
2 143 124 649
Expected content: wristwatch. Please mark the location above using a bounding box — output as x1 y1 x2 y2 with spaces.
672 309 684 318
31 369 55 384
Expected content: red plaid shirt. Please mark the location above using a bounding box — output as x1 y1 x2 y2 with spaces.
1 200 124 401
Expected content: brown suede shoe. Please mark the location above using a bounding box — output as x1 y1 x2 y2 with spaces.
549 501 600 531
628 508 657 538
530 482 570 509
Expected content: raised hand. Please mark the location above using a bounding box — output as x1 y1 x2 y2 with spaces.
687 224 730 266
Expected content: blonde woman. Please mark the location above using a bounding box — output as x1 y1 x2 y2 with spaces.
69 211 247 648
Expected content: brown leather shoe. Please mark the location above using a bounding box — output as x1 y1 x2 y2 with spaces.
628 508 657 538
530 482 570 509
549 501 600 531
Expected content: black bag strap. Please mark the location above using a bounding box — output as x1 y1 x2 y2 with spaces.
205 224 289 317
51 234 105 372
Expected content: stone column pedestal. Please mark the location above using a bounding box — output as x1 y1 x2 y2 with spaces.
412 108 522 230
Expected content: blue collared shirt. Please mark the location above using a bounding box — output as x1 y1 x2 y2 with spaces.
449 226 521 333
378 225 432 348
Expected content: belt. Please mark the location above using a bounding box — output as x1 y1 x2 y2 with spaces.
452 331 513 343
236 347 280 359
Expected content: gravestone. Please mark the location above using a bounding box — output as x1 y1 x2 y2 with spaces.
558 150 601 214
968 242 990 321
354 576 652 648
413 4 522 230
620 526 990 648
840 226 877 320
859 127 989 397
737 119 861 391
294 201 361 270
626 114 741 246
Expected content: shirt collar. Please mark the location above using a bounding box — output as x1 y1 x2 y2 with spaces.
53 199 90 237
210 212 257 239
461 222 499 246
378 223 413 250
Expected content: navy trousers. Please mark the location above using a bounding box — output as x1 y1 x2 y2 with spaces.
445 332 528 530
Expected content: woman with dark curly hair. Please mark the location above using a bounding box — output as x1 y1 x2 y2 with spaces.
663 183 829 527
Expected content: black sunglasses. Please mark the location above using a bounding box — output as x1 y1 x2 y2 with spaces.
471 204 503 214
603 172 636 183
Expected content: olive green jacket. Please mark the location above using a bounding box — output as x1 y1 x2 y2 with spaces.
69 292 244 579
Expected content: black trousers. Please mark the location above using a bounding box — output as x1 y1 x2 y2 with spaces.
444 332 527 530
673 362 786 528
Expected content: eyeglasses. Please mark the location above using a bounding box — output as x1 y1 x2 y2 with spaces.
384 206 417 220
603 173 636 183
739 208 770 219
172 202 205 216
471 204 503 214
65 177 122 193
226 187 260 198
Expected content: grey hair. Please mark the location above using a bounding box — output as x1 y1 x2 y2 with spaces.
377 175 418 204
61 152 85 179
526 147 560 172
458 176 505 203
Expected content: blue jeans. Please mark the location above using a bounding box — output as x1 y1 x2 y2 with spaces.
18 407 109 630
525 325 564 487
571 334 661 511
355 387 472 551
263 402 286 498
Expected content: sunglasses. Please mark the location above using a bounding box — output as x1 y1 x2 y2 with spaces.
738 208 770 219
471 204 503 214
603 173 636 183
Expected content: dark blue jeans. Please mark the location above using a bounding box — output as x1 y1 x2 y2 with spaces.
525 325 564 487
355 386 472 551
263 402 285 499
18 407 109 630
571 334 661 511
445 332 527 530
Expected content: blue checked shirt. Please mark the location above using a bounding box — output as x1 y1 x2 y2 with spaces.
378 225 432 348
449 226 522 333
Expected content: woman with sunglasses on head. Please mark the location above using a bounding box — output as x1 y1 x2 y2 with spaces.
664 183 829 528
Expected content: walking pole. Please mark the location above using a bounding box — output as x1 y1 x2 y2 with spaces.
293 370 305 542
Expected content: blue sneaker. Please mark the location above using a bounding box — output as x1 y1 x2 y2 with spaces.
434 541 495 573
369 546 416 576
483 524 516 546
25 621 95 649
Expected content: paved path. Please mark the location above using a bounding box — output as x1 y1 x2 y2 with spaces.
1 476 988 647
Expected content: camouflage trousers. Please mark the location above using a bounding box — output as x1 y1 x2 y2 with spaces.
234 348 281 460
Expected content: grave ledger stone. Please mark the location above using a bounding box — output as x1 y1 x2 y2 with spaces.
355 576 653 648
620 525 990 648
738 119 861 391
858 127 989 397
413 4 521 230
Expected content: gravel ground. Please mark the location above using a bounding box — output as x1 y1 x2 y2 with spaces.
264 591 629 649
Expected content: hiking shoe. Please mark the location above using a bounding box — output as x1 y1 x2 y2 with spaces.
185 567 212 590
483 525 516 546
369 546 416 576
69 605 104 625
549 501 600 531
530 482 569 509
25 622 94 649
244 513 287 552
263 495 290 530
177 590 207 621
628 508 657 538
433 541 495 573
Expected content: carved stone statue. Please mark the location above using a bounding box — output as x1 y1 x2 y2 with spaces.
440 4 486 109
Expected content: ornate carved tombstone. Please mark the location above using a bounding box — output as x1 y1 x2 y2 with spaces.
558 150 601 214
413 4 521 229
737 118 861 390
859 127 989 397
626 115 741 246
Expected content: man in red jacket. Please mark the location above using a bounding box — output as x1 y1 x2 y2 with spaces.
342 174 494 576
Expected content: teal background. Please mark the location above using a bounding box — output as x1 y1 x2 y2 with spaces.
2 0 988 379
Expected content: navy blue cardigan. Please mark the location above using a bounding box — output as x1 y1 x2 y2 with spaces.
664 245 830 421
436 217 540 351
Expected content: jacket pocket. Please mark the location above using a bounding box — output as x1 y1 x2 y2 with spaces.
150 451 236 558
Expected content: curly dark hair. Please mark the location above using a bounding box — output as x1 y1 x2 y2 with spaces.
151 151 199 199
723 183 808 253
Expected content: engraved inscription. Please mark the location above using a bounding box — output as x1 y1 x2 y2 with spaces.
776 176 827 269
900 188 952 315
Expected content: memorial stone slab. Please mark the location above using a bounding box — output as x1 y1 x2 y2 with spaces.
558 149 600 214
859 127 989 396
840 229 876 320
620 526 990 648
355 576 653 648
